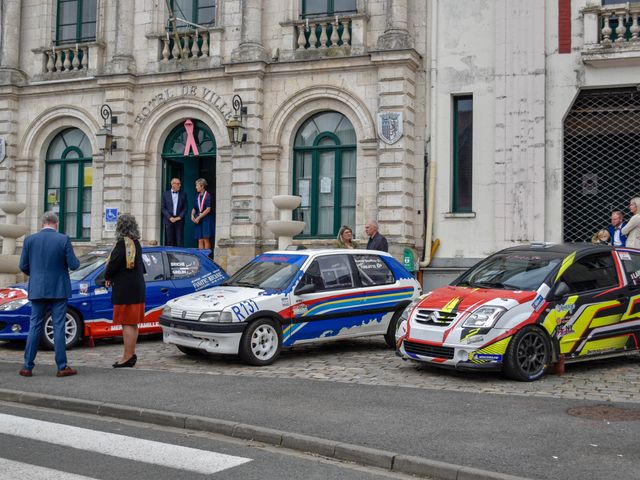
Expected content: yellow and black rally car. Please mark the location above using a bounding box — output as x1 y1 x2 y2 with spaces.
396 243 640 381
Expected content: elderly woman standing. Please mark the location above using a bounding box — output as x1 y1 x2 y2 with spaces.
622 197 640 249
105 214 145 368
332 225 359 249
191 178 213 251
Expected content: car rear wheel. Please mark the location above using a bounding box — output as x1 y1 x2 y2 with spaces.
41 309 82 350
239 318 281 366
384 309 405 348
504 326 550 381
176 345 205 356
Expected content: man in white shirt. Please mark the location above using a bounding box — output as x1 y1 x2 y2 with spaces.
160 178 188 246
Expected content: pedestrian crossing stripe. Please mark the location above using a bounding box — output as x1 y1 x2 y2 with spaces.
0 414 251 475
0 458 100 480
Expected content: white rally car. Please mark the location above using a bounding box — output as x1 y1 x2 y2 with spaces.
160 249 421 365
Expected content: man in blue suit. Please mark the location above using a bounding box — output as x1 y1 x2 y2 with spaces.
18 211 80 377
161 177 188 246
607 210 627 247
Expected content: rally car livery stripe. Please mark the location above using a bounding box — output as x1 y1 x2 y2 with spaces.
554 251 576 282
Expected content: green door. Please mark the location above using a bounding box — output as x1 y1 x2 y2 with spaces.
162 120 216 249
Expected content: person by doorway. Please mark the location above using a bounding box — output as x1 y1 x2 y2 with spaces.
191 178 214 252
161 178 187 246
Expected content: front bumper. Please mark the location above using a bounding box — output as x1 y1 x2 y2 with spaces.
0 312 30 341
397 338 503 372
159 314 246 355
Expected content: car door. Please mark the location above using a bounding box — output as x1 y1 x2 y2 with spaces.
166 251 206 297
551 251 626 357
139 251 174 327
351 254 399 334
287 254 360 345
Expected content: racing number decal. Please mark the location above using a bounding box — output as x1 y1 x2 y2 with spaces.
231 299 260 321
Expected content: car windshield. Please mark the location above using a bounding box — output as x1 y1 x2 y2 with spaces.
224 259 301 291
69 251 109 280
454 251 564 291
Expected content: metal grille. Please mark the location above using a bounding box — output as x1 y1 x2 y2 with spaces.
414 309 457 326
563 88 640 243
403 340 455 359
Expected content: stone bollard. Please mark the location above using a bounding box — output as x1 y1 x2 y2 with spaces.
0 201 27 287
266 195 305 250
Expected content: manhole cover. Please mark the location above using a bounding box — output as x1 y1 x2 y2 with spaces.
567 405 640 421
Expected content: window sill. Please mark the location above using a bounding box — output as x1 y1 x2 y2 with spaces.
444 212 476 219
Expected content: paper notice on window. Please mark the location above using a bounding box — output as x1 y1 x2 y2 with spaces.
320 177 332 194
299 179 310 207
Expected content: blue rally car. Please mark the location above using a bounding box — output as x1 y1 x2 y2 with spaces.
0 246 228 348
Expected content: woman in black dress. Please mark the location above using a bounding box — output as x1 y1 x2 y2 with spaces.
105 214 145 368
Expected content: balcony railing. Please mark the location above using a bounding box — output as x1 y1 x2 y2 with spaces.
32 42 102 79
279 13 367 61
155 29 222 67
582 3 640 65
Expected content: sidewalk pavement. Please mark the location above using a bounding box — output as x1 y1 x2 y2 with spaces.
0 362 638 480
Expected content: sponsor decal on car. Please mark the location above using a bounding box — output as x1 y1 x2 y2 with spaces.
472 353 503 362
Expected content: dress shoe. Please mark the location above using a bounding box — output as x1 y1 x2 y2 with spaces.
56 366 77 377
18 368 32 377
113 354 137 368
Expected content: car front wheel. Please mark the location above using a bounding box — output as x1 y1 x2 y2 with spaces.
504 326 550 381
42 309 82 350
384 309 405 348
239 318 281 366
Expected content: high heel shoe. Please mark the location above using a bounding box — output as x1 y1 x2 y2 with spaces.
112 354 137 368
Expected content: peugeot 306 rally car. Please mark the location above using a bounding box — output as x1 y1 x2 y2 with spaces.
396 243 640 381
160 249 422 365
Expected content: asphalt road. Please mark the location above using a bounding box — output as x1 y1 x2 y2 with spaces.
0 403 416 480
0 361 637 480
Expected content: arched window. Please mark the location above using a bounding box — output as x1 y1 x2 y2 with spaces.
293 111 356 237
45 128 93 240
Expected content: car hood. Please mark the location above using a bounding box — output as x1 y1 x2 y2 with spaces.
167 286 266 312
0 286 28 305
419 285 537 313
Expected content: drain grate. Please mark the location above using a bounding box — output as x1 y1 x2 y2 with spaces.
567 405 640 421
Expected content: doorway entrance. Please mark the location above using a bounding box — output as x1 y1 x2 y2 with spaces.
161 120 216 248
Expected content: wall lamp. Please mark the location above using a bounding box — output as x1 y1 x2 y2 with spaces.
96 104 117 154
226 94 247 146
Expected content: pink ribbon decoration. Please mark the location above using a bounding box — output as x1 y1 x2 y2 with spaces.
183 119 199 156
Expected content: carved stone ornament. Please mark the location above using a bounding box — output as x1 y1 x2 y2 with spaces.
0 138 6 165
377 112 403 145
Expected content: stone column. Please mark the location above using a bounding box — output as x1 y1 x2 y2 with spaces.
231 0 268 62
0 87 20 219
371 50 422 257
107 0 136 74
260 144 282 251
377 0 412 50
0 0 26 84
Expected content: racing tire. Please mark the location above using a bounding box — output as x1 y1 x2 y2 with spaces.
239 318 282 366
384 309 405 349
41 309 82 350
504 326 550 382
176 345 205 356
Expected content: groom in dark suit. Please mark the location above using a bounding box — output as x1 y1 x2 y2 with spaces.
19 211 80 377
161 178 188 246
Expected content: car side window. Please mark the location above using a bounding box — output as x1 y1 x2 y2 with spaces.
167 252 200 279
618 251 640 285
142 252 165 282
353 255 395 286
315 255 355 291
300 261 325 290
560 253 618 293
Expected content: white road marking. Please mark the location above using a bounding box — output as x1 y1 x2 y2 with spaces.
0 458 100 480
0 414 251 475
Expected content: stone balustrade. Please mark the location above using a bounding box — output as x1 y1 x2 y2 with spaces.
44 45 89 73
295 18 352 50
581 4 640 65
161 30 211 61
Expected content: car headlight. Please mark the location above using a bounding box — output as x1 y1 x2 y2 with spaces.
0 299 29 311
199 311 233 323
162 305 172 317
462 306 506 328
401 299 420 323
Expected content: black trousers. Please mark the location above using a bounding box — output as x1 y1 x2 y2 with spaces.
164 220 184 247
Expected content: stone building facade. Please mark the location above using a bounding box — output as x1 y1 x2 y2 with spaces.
0 0 427 274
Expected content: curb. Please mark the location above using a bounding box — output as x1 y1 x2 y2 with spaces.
0 388 532 480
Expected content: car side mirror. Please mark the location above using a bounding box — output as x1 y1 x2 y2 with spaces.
295 283 316 295
552 281 570 299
